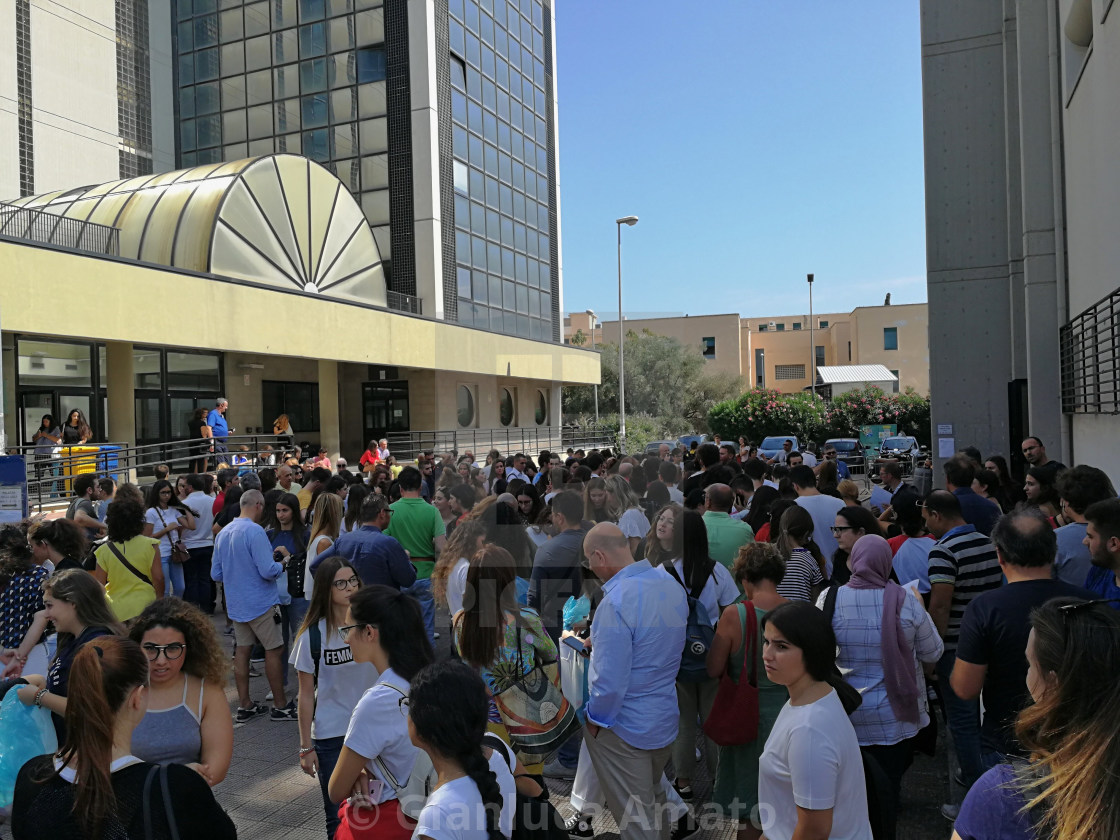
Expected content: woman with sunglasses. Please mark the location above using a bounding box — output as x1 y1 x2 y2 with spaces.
328 585 434 840
293 558 378 839
953 597 1120 840
127 597 234 786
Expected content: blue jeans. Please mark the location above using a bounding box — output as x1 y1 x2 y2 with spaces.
313 735 345 839
161 556 186 598
281 597 310 686
937 650 983 789
403 578 435 644
183 546 215 613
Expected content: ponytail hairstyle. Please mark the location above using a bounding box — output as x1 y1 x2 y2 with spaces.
681 508 716 594
409 661 504 840
341 484 368 533
347 584 433 680
760 601 862 715
775 505 827 579
51 636 148 837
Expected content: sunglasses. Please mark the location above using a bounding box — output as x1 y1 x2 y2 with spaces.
1058 598 1120 619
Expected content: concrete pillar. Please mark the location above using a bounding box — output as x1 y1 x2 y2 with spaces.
318 359 341 462
105 341 135 445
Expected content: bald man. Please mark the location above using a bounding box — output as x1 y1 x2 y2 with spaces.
702 483 754 569
581 523 688 840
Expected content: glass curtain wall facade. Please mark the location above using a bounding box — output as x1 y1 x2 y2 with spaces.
173 0 391 262
449 0 553 341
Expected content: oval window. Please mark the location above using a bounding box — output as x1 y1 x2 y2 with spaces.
457 385 475 428
499 388 515 426
535 390 547 425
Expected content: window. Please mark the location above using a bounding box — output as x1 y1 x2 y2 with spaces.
535 390 547 425
815 346 825 369
357 46 386 82
775 323 785 332
889 370 900 394
457 385 476 427
847 341 852 361
819 320 829 328
701 337 715 359
792 322 801 331
754 349 765 388
499 388 515 426
758 324 768 332
262 380 320 432
775 364 806 380
883 327 898 351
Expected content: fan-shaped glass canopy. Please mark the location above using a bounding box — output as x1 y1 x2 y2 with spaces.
2 154 384 306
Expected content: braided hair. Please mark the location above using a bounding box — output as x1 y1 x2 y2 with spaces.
409 661 504 840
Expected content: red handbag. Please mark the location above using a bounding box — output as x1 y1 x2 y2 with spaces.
703 601 761 746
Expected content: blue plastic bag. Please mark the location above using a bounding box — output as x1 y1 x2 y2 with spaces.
0 688 58 811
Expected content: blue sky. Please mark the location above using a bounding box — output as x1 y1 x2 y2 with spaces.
553 1 926 320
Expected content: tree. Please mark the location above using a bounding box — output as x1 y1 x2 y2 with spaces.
569 328 588 347
562 329 742 437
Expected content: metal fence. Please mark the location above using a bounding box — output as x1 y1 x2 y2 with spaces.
386 289 422 314
383 426 615 461
1060 286 1120 414
0 202 120 256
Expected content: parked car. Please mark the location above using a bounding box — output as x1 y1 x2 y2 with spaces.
677 434 709 451
875 435 922 477
645 440 677 455
758 435 799 461
824 438 864 470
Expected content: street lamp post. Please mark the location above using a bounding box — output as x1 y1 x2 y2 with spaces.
808 273 815 396
585 309 599 423
616 216 639 452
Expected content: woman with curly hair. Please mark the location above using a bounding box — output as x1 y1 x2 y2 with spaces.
27 518 88 573
432 519 487 616
127 597 234 785
92 497 163 622
953 598 1120 840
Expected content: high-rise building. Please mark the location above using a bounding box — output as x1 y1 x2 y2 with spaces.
168 0 561 340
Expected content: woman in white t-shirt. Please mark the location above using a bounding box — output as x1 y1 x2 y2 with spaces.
144 479 196 598
605 474 650 555
305 493 343 600
292 557 378 839
645 504 739 800
758 601 873 840
328 585 435 840
432 519 487 620
409 660 519 840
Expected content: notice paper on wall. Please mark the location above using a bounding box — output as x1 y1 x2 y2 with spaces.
0 454 28 524
937 437 956 458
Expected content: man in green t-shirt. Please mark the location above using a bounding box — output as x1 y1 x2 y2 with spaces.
385 466 446 642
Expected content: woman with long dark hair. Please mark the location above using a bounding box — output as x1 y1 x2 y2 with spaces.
268 490 309 692
758 602 872 840
11 636 235 839
1024 466 1063 522
744 486 780 541
15 569 125 742
647 505 737 800
984 454 1025 507
145 479 197 598
583 476 610 524
92 497 163 623
328 585 434 840
28 518 88 573
408 660 516 840
292 558 377 838
61 408 92 446
128 598 234 785
953 598 1120 840
187 406 212 474
773 506 825 602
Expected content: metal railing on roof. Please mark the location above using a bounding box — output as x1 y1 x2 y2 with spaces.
386 289 422 315
0 201 120 256
383 427 615 462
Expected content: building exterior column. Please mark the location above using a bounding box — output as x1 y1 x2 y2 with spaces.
105 341 135 445
318 359 341 463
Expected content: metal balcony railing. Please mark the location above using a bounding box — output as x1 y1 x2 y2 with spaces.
383 427 615 462
386 289 422 314
0 202 120 256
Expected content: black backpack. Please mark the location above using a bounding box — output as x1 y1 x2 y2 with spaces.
664 563 715 683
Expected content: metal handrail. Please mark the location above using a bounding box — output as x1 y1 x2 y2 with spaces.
0 201 120 256
382 426 616 461
386 289 422 314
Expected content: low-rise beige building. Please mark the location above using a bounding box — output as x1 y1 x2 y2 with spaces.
564 302 929 395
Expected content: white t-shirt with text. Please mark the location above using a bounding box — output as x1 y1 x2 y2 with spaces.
290 618 378 739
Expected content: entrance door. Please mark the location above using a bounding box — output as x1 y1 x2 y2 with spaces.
19 391 96 444
362 381 410 444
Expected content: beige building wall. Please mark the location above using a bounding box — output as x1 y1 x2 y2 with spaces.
850 303 930 394
594 313 743 378
739 311 848 393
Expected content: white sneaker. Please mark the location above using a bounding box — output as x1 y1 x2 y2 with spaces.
265 690 273 701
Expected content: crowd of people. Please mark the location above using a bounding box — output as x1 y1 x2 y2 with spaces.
0 431 1118 840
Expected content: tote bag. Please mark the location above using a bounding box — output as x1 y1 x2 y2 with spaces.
703 601 760 746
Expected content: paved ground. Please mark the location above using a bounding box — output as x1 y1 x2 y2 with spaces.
1 605 955 839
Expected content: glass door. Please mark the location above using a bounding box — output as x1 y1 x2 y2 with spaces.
362 381 410 443
19 391 55 446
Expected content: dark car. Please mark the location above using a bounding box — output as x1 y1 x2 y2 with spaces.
824 438 864 470
645 440 677 455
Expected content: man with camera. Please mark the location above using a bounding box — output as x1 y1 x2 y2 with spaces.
211 489 296 722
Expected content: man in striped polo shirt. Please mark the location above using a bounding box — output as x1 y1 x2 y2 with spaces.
923 490 1002 797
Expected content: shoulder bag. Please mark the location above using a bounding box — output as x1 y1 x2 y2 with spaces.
491 612 581 765
155 508 189 565
142 763 180 840
106 540 153 586
703 601 760 746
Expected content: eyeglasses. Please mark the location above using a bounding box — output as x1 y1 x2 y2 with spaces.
332 575 361 591
142 642 186 661
398 696 410 717
337 622 372 642
830 525 855 534
1058 598 1120 619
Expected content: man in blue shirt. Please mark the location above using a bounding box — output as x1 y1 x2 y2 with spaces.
211 489 293 721
207 397 232 455
1053 465 1116 587
1084 499 1120 608
582 523 687 840
310 494 416 591
944 456 1000 536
